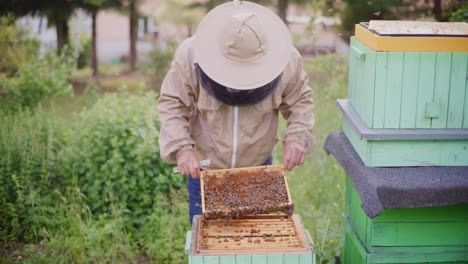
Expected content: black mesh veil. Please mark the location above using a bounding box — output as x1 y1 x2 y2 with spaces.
194 63 282 107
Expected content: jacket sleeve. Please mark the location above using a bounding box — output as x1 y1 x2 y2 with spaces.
278 49 315 153
157 43 196 164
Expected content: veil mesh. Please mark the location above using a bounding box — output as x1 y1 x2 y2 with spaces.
194 63 282 107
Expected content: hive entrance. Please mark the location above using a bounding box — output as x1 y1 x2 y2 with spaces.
192 215 311 255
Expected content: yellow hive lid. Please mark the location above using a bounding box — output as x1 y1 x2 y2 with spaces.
355 21 468 52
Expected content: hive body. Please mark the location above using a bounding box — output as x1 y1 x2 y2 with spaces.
337 21 468 264
343 176 468 264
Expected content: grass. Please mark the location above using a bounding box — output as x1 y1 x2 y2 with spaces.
1 53 349 264
274 53 348 263
70 63 149 94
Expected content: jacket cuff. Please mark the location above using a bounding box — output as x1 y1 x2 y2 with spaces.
175 144 195 160
282 129 315 153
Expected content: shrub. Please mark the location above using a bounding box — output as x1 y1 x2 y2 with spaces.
0 48 74 114
0 16 40 76
139 38 177 93
0 111 66 242
450 4 468 22
64 91 183 226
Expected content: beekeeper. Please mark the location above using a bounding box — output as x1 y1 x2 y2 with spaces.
158 0 314 222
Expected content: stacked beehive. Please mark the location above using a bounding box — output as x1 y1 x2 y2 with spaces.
332 21 468 264
185 165 316 264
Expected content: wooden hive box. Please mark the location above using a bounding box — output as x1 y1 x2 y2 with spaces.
338 99 468 166
343 175 468 264
185 165 315 264
349 21 468 130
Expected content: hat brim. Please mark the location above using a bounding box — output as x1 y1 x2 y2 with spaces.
193 1 292 90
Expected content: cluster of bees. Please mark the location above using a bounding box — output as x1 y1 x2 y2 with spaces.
203 171 293 220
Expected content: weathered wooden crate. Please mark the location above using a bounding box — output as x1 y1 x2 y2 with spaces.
185 165 315 264
338 99 468 166
343 175 468 264
349 22 468 130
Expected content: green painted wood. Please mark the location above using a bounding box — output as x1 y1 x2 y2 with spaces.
219 255 236 264
251 255 268 264
405 51 431 128
384 52 404 128
362 43 376 128
464 66 468 128
447 53 468 128
432 53 452 128
344 217 468 263
266 254 284 264
343 118 468 166
204 256 220 264
368 252 468 264
373 52 388 128
186 231 192 254
374 204 468 223
190 255 204 264
400 52 420 128
342 119 371 163
284 254 299 263
350 37 377 128
370 245 468 254
235 255 251 264
298 253 315 264
368 139 468 166
372 222 468 247
348 39 357 111
348 39 468 130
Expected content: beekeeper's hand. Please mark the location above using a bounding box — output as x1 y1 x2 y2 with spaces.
283 140 306 171
177 149 201 178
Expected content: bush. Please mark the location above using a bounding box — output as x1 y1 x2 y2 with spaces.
76 34 91 69
139 38 177 93
450 4 468 22
0 111 66 242
0 49 74 114
0 16 40 76
339 0 401 39
65 91 183 226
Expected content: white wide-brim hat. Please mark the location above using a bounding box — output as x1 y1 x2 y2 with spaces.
193 0 292 90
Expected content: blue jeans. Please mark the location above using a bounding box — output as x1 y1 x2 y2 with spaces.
188 155 273 225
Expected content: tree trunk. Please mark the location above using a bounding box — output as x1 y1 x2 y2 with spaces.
91 10 98 77
129 0 138 71
433 0 442 21
277 0 288 26
56 19 70 54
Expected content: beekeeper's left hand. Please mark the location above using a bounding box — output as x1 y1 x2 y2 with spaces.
283 140 306 171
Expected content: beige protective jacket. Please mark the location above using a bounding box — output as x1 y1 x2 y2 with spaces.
158 37 314 170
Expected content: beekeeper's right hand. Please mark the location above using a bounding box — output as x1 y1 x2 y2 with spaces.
177 149 201 178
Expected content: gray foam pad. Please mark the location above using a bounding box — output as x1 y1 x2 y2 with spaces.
324 131 468 218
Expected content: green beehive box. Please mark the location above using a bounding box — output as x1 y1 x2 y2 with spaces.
343 175 468 264
338 99 468 166
349 22 468 130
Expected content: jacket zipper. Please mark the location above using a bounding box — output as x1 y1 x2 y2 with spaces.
230 105 239 168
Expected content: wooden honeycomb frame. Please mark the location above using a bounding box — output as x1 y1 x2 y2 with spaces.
200 165 294 219
191 214 312 256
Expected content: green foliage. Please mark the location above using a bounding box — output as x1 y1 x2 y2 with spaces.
275 53 349 264
76 34 91 69
65 92 183 225
0 111 66 242
339 0 401 39
0 17 39 76
450 4 468 22
139 38 177 93
0 49 74 114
